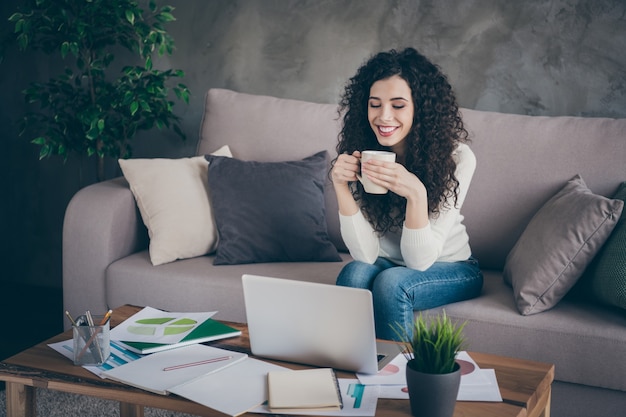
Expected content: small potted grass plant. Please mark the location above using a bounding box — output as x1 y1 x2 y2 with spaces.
393 310 467 417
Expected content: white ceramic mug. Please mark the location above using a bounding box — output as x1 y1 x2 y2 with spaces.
357 150 396 194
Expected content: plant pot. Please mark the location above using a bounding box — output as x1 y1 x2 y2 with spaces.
405 361 461 417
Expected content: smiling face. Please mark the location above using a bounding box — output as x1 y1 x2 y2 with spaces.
368 75 414 157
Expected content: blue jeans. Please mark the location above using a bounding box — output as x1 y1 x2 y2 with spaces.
336 257 483 341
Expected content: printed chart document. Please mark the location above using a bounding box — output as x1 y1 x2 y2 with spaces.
267 368 343 413
110 306 241 354
101 344 247 395
357 351 502 402
252 379 379 416
168 357 289 417
48 339 143 378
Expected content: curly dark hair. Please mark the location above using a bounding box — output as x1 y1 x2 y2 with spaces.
334 47 469 235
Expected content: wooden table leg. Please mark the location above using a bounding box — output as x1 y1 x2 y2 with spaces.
119 401 145 417
528 387 551 417
6 382 35 417
540 389 551 417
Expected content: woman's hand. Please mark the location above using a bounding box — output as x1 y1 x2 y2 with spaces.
332 151 362 216
361 158 426 201
362 159 429 227
331 151 361 187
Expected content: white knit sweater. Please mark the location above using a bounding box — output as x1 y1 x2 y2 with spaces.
339 143 476 271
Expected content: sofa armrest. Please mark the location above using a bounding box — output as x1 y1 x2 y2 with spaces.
62 176 147 328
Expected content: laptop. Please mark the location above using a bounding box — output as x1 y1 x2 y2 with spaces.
241 274 399 374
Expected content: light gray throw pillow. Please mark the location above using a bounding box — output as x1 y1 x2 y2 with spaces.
503 174 624 315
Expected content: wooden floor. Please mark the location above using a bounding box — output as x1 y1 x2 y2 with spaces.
0 282 63 389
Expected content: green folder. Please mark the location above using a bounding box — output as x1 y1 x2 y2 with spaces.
116 319 241 354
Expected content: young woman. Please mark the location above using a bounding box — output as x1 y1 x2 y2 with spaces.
330 47 483 340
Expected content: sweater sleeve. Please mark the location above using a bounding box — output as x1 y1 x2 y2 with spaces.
339 210 380 264
401 144 477 270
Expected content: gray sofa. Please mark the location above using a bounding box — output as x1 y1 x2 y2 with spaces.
63 88 626 417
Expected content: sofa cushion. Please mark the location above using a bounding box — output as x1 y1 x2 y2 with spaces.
206 151 341 265
582 181 626 311
503 174 623 315
422 272 626 392
118 145 232 266
106 250 353 323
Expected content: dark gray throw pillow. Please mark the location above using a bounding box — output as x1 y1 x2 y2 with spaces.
503 174 624 315
205 151 341 265
582 182 626 311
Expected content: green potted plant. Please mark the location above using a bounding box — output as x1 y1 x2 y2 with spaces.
393 311 467 417
7 0 190 182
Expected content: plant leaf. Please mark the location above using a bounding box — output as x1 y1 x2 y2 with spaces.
125 10 135 25
130 101 139 115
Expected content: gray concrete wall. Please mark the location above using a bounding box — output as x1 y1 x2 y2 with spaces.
1 0 625 288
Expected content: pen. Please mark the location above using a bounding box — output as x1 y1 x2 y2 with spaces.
163 355 233 371
86 310 95 327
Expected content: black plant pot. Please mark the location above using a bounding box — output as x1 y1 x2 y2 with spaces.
405 361 461 417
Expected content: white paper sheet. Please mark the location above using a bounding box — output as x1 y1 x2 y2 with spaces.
168 357 288 417
101 344 247 395
457 369 502 402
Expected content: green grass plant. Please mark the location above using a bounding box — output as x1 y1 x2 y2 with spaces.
393 310 467 374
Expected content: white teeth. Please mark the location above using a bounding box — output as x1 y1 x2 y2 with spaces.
379 126 396 133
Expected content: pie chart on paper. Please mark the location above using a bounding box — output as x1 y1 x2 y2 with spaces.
127 317 197 337
457 359 476 375
378 363 401 376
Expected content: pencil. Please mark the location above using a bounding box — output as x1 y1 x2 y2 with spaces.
65 310 77 326
163 355 233 371
99 309 113 325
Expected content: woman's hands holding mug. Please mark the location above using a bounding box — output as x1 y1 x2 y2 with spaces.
332 150 428 227
363 156 426 202
332 150 426 202
331 151 361 186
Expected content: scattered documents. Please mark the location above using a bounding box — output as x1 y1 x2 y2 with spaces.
268 368 343 412
49 308 502 416
168 357 289 417
51 337 292 416
101 344 247 395
357 351 502 402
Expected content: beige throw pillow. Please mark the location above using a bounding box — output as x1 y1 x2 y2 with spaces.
119 145 232 266
503 174 623 315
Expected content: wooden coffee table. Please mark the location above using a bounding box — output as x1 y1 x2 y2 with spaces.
0 305 554 417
